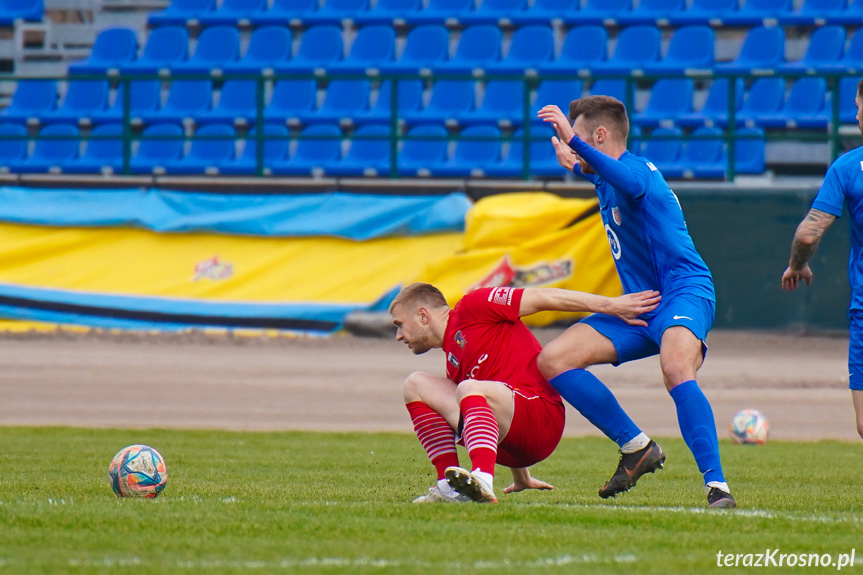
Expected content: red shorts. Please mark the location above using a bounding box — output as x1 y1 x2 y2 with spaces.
496 389 565 469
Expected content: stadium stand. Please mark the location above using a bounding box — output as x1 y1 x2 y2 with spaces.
461 80 525 127
590 25 661 76
297 79 372 125
401 80 474 126
641 126 685 177
0 0 44 24
263 79 317 126
39 79 110 125
220 123 289 175
352 79 423 125
301 0 370 25
147 0 213 27
667 0 738 25
722 0 792 26
676 78 744 128
397 124 448 176
643 25 715 74
163 123 236 174
427 124 501 176
62 123 124 174
352 0 422 25
220 26 292 76
89 80 160 125
325 124 392 176
459 0 526 25
566 0 632 26
0 79 56 125
482 24 554 76
118 26 188 75
402 0 475 26
196 0 266 27
778 0 844 25
617 0 686 25
248 0 317 26
536 25 607 76
8 123 78 173
138 79 212 124
777 25 845 74
195 79 259 126
715 26 785 74
509 0 579 25
820 28 863 74
0 124 29 172
485 125 560 177
129 123 184 174
269 123 342 176
431 25 501 74
761 77 829 129
632 78 694 128
326 25 396 75
67 27 138 76
273 25 343 75
377 25 448 74
735 77 785 128
171 25 240 76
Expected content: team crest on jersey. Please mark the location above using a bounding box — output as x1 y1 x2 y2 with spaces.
454 330 467 348
447 352 460 368
611 206 622 226
470 256 573 290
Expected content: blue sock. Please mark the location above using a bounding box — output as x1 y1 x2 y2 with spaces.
549 368 642 447
669 380 724 485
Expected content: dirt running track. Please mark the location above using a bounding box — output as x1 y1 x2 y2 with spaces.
0 329 858 442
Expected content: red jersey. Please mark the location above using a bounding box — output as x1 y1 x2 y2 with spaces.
442 287 561 403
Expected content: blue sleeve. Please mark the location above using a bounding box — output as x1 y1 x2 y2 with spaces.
568 135 647 200
811 163 845 218
571 162 597 184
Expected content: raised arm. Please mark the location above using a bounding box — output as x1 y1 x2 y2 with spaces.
551 136 597 184
518 288 661 326
781 208 837 290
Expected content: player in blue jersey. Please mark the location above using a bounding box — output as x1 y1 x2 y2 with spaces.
536 96 736 509
782 78 863 441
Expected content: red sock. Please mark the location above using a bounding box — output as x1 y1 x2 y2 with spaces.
460 395 499 476
406 401 458 480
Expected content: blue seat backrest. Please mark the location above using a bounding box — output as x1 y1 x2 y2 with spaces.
297 26 344 61
612 26 661 62
141 27 189 61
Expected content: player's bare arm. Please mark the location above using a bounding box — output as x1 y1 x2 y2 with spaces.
502 467 554 494
781 208 837 290
518 288 661 326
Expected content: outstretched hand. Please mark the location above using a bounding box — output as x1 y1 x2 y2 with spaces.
607 290 662 326
503 476 554 494
537 105 575 143
781 265 813 290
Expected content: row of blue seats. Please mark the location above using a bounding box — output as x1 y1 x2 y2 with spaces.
148 0 863 29
637 126 765 177
3 76 858 131
67 24 863 82
0 122 764 178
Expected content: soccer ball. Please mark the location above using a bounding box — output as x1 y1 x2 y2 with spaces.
729 409 769 445
108 444 168 498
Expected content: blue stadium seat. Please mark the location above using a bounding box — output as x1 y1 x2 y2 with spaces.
221 27 291 76
617 0 685 25
89 81 161 125
639 127 684 178
353 0 422 24
163 124 236 174
138 80 212 125
327 25 395 75
274 26 343 75
68 28 138 76
427 125 501 177
352 80 423 125
249 0 317 25
715 26 785 75
401 80 474 126
633 79 694 128
537 25 607 76
461 80 525 127
0 124 28 173
723 0 792 25
379 25 449 73
0 80 56 125
564 0 631 25
196 80 259 126
779 0 844 25
325 124 393 176
172 26 240 76
63 123 124 175
822 0 863 23
511 0 579 24
119 26 189 76
534 79 584 123
270 124 342 175
39 80 109 126
840 77 863 123
761 77 828 129
667 0 738 26
397 125 448 176
677 78 744 128
264 80 317 126
778 26 845 75
198 0 267 26
148 0 215 27
644 26 714 75
302 0 370 24
589 79 628 103
483 25 554 76
591 25 661 76
485 125 561 177
221 124 290 175
130 123 184 174
814 28 863 74
431 25 501 75
8 124 79 174
679 127 725 179
299 80 371 125
734 127 766 174
459 0 527 25
404 0 475 25
735 78 785 128
0 0 42 23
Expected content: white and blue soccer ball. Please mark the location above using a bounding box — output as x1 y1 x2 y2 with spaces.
729 409 769 445
108 444 168 498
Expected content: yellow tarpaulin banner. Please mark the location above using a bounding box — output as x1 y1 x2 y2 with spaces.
413 192 622 326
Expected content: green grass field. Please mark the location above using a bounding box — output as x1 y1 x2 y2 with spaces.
0 427 861 574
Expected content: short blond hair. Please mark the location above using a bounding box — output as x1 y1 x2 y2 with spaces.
389 282 448 314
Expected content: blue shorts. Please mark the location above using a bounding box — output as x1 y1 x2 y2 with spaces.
849 313 863 390
580 292 715 366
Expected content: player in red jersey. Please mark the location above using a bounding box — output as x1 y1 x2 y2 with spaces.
390 282 660 503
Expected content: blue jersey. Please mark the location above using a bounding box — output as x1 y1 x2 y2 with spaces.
568 136 715 309
810 145 863 313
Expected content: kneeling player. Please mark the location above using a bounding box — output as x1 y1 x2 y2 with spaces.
390 282 660 503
